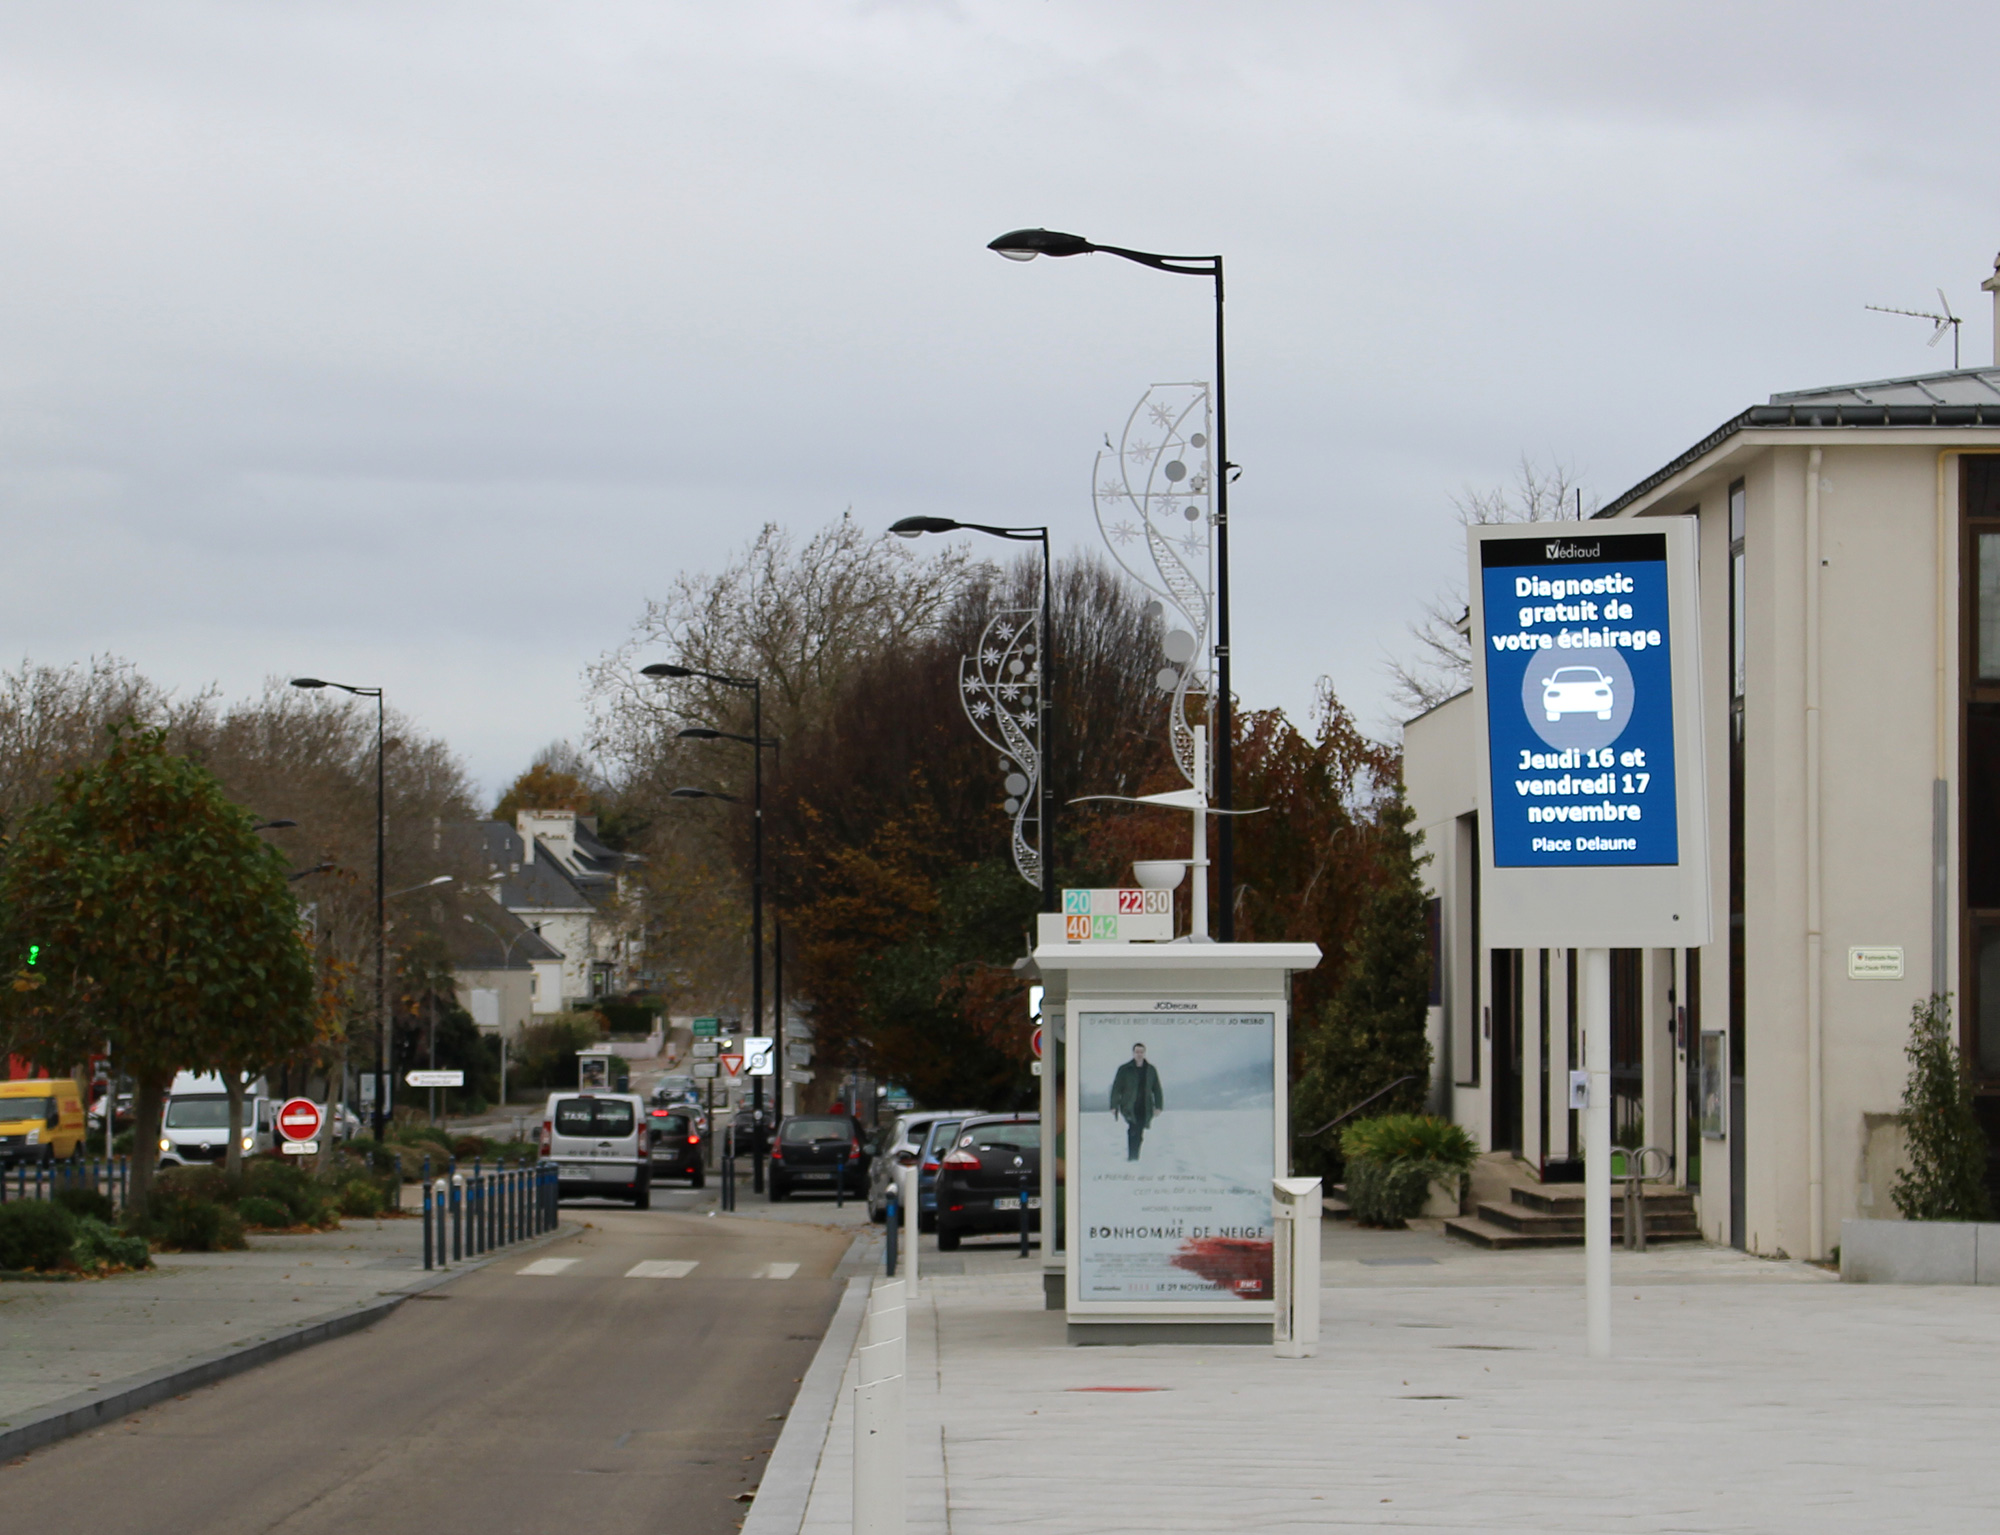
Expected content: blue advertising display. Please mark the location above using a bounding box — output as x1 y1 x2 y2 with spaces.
1479 531 1678 868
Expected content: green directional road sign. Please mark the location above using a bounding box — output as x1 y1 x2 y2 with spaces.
692 1017 720 1037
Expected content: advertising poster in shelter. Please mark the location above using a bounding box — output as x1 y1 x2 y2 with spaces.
1074 1009 1275 1304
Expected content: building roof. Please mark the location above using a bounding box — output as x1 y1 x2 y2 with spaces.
1599 364 2000 519
449 899 563 969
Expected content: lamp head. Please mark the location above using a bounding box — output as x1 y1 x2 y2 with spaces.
254 818 298 831
888 516 962 540
289 677 327 689
641 663 694 680
988 228 1093 261
669 787 709 800
677 728 722 740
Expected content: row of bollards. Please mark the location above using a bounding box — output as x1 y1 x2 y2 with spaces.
422 1159 559 1270
0 1155 129 1209
855 1278 907 1535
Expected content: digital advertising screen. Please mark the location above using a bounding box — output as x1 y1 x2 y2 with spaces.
1478 530 1680 869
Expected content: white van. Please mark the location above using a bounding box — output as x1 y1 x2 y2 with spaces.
159 1072 275 1167
541 1091 652 1209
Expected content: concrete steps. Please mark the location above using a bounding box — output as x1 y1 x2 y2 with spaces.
1445 1183 1701 1250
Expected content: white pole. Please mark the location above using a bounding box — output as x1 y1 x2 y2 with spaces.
1190 725 1210 941
1584 946 1611 1359
901 1163 919 1284
853 1332 906 1535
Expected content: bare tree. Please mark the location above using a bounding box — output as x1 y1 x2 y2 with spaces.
1384 456 1598 721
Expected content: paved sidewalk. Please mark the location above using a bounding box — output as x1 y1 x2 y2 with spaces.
786 1231 2000 1533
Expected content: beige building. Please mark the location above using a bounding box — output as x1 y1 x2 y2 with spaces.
1407 322 2000 1258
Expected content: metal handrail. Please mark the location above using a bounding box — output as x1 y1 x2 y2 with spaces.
1299 1075 1424 1141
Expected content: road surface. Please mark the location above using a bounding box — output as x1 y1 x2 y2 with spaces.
1 1204 854 1534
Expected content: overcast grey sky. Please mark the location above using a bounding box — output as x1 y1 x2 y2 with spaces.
4 2 1995 802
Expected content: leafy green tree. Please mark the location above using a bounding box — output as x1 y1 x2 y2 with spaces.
1893 995 1992 1222
0 727 318 1198
1291 796 1433 1181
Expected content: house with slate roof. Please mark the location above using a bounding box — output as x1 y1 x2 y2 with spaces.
1404 254 2000 1261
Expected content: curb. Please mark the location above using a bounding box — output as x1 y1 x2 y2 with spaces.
0 1217 582 1464
741 1274 872 1535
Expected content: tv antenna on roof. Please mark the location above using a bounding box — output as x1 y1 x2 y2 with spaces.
1866 289 1962 368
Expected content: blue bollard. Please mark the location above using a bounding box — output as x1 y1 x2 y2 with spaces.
422 1179 434 1270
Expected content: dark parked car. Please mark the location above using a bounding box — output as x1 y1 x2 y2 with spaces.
769 1113 868 1200
934 1113 1040 1251
648 1106 706 1188
912 1116 970 1231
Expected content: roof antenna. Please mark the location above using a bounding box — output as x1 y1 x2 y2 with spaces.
1866 289 1961 369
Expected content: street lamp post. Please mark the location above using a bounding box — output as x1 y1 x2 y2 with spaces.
644 662 775 1192
986 228 1237 940
888 517 1056 915
290 677 388 1138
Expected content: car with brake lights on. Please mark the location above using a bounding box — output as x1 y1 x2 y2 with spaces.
648 1105 706 1188
542 1090 652 1208
768 1113 868 1201
933 1113 1040 1251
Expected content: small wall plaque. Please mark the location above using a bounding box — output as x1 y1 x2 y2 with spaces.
1847 946 1904 980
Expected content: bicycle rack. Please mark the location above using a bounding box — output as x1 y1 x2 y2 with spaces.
1616 1145 1673 1252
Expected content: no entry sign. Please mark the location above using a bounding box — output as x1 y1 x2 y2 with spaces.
276 1098 323 1143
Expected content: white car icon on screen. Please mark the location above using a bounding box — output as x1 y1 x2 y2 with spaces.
1541 666 1614 722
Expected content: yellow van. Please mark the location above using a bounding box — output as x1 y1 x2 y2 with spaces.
0 1078 87 1166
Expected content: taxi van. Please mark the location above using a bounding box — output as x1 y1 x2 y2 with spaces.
541 1091 652 1209
0 1077 88 1165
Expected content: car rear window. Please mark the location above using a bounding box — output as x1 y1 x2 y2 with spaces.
959 1122 1039 1149
0 1096 52 1123
554 1098 636 1137
165 1096 231 1129
783 1117 852 1142
652 1113 689 1136
921 1121 963 1157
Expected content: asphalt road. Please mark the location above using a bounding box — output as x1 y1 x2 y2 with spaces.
0 1202 855 1535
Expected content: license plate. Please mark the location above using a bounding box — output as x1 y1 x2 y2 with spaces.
794 1170 831 1180
993 1196 1041 1211
559 1164 591 1178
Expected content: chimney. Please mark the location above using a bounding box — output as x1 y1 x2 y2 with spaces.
1983 251 2000 367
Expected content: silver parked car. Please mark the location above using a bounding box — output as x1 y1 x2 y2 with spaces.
866 1109 983 1224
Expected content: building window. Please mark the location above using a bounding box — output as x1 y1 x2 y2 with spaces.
1962 458 2000 1086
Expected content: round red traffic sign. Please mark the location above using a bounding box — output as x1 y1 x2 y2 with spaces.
276 1097 323 1143
1031 1026 1042 1060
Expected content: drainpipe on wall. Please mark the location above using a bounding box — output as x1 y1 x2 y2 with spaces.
1936 450 1959 1001
1805 447 1825 1261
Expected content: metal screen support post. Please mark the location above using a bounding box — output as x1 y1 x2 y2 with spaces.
900 1164 919 1284
854 1299 906 1535
1584 947 1612 1359
1273 1176 1322 1358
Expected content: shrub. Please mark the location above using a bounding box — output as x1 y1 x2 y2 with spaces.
242 1159 335 1227
73 1216 150 1272
337 1179 386 1218
237 1195 293 1229
0 1200 76 1270
1893 994 1993 1221
513 1014 606 1090
395 1125 455 1152
451 1135 491 1159
137 1187 247 1252
1339 1113 1480 1229
53 1186 117 1224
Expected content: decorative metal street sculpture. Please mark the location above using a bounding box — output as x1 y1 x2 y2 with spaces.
960 604 1043 892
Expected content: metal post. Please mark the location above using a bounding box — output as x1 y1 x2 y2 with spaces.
422 1178 433 1270
434 1178 449 1264
1018 1165 1031 1258
853 1316 906 1535
885 1185 899 1278
451 1172 464 1263
1584 947 1612 1359
373 690 387 1143
901 1164 919 1284
751 678 766 1196
1210 256 1234 941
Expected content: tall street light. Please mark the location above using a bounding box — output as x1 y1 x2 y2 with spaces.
644 661 776 1190
290 676 388 1139
889 516 1056 914
986 228 1238 940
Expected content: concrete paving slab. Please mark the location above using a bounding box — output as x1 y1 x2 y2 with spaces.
784 1237 2000 1534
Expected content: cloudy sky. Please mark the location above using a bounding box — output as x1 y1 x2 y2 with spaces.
3 2 1995 802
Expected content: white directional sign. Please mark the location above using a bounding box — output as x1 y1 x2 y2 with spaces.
405 1070 464 1088
745 1037 776 1077
692 1062 719 1079
692 1040 719 1059
784 1067 813 1085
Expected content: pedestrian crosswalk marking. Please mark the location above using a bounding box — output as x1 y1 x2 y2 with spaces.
750 1261 800 1279
626 1260 699 1279
517 1258 581 1276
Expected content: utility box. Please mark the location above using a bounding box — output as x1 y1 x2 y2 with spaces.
1272 1176 1322 1359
